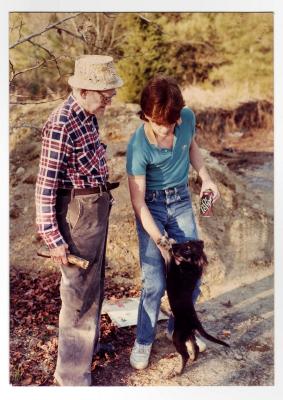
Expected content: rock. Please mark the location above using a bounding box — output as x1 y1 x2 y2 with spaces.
46 324 57 332
15 167 25 176
234 352 244 361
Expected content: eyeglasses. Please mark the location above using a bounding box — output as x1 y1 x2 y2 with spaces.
97 91 116 104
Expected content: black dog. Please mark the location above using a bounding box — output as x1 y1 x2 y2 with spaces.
159 239 230 374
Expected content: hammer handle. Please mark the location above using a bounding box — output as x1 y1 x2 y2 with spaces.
37 246 89 269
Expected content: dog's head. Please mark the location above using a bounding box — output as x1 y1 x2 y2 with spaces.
171 240 208 270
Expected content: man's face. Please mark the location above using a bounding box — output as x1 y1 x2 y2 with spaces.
82 89 116 116
145 115 175 137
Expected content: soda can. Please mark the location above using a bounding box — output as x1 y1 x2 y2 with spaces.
200 189 214 217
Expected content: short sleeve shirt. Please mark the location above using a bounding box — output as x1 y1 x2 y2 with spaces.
126 107 196 190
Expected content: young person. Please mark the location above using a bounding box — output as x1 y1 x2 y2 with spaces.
126 76 219 369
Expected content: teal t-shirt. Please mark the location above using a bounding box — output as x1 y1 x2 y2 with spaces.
126 107 196 190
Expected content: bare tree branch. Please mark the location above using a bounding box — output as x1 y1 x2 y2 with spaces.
9 60 15 80
18 18 24 40
71 17 81 36
137 14 152 24
9 16 24 35
10 60 46 81
51 26 85 41
27 39 61 78
9 13 81 49
136 13 164 34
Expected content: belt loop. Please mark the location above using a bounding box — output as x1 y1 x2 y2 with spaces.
99 184 103 196
71 188 75 201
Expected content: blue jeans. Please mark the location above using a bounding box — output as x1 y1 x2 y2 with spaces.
136 184 200 345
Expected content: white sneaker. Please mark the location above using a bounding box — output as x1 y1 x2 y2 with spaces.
130 340 152 370
166 329 207 353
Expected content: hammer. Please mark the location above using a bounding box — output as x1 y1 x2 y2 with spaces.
37 245 89 269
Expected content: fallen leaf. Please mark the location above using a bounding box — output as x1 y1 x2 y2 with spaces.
21 376 33 385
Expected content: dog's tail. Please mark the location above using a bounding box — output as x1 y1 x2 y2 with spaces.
196 322 230 348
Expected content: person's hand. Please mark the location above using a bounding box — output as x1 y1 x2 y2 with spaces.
50 244 69 266
156 235 176 265
157 244 171 265
200 180 220 203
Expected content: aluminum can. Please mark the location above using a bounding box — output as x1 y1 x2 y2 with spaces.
200 189 214 217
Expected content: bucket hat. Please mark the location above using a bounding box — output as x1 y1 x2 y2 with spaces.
68 55 123 90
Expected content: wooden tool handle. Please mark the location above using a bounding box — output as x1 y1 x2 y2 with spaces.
66 254 89 269
37 246 89 269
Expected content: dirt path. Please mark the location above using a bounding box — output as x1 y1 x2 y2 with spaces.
91 270 273 386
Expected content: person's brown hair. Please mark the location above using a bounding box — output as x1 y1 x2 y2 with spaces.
139 76 185 125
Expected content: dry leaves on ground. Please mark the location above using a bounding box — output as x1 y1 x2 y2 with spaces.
10 268 140 386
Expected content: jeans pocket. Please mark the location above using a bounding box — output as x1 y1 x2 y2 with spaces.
177 187 191 202
145 192 156 203
177 193 190 202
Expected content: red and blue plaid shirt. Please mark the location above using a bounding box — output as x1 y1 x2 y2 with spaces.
35 94 108 249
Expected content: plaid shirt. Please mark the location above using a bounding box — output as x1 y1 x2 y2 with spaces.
35 94 108 249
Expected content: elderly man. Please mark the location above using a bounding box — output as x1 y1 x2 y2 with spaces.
35 55 123 386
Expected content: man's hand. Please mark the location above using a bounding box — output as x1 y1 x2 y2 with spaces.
200 180 220 203
50 244 69 266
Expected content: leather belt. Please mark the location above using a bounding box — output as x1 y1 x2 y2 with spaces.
57 181 120 197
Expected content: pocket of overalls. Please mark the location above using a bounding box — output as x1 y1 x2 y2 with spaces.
66 198 82 231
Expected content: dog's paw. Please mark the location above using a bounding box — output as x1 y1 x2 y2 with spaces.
157 235 175 251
